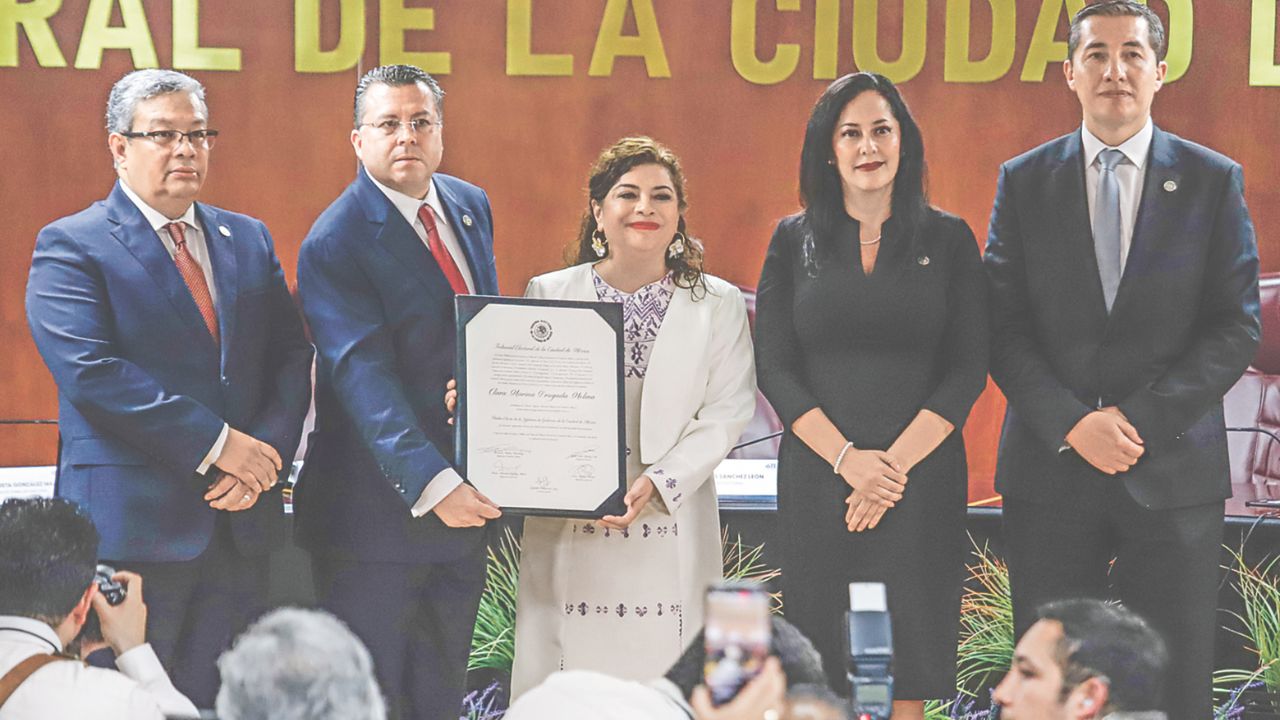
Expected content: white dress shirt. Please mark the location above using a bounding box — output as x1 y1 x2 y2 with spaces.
118 181 228 474
365 170 477 294
1081 118 1153 274
365 170 477 516
0 615 199 720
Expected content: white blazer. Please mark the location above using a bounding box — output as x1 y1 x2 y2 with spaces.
524 263 757 512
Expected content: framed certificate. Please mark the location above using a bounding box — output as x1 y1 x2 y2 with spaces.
455 295 627 518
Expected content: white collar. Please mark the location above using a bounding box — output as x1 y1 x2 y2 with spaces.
1081 118 1154 170
119 180 198 232
364 169 447 230
0 615 63 652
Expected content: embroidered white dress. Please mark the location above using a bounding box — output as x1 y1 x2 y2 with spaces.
510 270 724 696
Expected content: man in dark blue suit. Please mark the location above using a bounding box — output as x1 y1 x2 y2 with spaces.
25 69 313 707
984 3 1260 718
296 64 502 720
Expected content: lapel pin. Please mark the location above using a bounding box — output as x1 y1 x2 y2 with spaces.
917 255 930 266
218 225 231 237
462 214 473 227
1162 180 1177 193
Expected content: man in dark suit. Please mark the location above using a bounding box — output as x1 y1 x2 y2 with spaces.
984 3 1260 718
296 64 502 720
25 69 313 708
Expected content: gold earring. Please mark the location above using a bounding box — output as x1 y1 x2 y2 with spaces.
591 228 608 258
667 232 687 259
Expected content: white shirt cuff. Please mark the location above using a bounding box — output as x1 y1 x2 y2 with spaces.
114 643 167 683
198 424 230 475
115 642 200 718
410 467 465 517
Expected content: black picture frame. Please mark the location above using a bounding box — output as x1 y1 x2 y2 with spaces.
455 295 627 518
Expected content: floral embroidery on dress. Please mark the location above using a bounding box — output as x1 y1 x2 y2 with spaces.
573 521 674 538
593 269 675 379
559 599 680 621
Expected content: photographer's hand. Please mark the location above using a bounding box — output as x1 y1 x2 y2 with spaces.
690 656 786 720
90 570 147 656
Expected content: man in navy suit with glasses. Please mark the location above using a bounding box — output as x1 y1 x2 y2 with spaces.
296 64 502 720
26 69 313 708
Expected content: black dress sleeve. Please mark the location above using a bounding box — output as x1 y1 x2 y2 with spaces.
920 216 990 429
754 217 822 428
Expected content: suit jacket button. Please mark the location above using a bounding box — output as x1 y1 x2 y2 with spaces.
221 376 229 386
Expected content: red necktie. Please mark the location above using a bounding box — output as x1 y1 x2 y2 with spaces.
417 205 470 295
164 222 220 345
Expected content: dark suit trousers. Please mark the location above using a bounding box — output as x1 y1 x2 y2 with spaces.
101 512 269 709
313 547 486 720
1003 479 1224 720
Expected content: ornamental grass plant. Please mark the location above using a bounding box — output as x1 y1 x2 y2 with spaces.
923 538 1013 719
1214 548 1280 718
468 526 520 672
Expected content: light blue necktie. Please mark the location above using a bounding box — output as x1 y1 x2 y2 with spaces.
1093 148 1125 313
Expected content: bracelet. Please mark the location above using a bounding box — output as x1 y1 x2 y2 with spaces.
832 441 855 474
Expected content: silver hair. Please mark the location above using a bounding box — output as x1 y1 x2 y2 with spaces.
215 608 386 720
105 69 207 133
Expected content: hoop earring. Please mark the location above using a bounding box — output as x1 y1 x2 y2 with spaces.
667 232 687 260
591 228 608 258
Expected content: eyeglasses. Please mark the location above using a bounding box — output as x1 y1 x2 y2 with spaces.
120 129 219 149
360 118 443 136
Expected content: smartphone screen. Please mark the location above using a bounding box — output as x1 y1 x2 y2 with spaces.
703 583 772 706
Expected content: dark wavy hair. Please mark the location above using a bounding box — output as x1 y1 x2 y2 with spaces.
0 498 99 624
569 136 707 296
798 72 929 271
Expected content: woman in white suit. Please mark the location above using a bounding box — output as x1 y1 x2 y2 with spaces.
511 137 757 695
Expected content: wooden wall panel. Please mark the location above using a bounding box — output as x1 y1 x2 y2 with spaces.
2 1 1277 502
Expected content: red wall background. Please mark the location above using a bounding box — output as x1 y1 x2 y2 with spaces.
2 1 1278 505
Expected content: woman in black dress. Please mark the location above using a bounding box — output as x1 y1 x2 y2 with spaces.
755 72 989 718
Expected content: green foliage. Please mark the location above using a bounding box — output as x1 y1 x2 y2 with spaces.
721 527 784 613
921 539 1014 719
924 698 957 719
955 538 1015 698
468 527 520 672
1213 547 1280 716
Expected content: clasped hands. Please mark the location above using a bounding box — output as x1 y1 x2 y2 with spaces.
1065 406 1144 475
840 448 907 534
205 428 284 512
